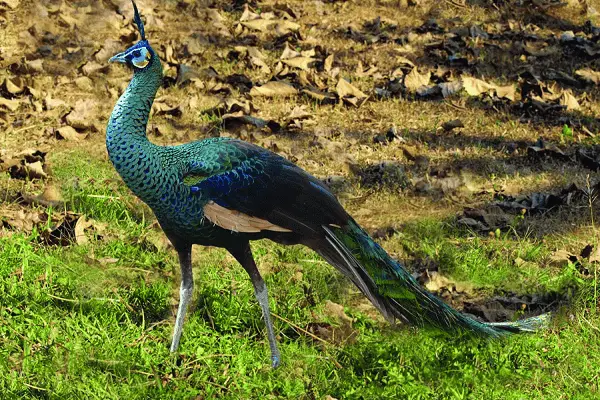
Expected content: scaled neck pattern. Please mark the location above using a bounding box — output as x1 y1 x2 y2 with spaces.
106 58 165 203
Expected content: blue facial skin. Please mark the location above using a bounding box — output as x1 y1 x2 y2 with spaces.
108 40 155 70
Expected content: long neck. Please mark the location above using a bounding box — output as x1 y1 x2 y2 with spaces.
107 60 165 202
107 63 162 148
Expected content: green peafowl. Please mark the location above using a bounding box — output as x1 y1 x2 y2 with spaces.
107 1 549 368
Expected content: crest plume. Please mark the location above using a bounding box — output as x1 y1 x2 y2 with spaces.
131 0 146 40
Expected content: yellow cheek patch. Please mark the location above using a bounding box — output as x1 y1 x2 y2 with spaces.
133 58 149 68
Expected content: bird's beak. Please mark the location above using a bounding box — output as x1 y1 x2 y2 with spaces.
108 51 128 64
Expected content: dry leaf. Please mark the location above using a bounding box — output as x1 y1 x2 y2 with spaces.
0 98 23 111
462 76 495 96
302 88 337 103
282 57 317 71
336 78 367 98
439 80 463 97
25 59 44 73
4 77 24 94
82 61 107 75
74 216 94 245
324 54 334 72
241 19 274 32
24 161 47 179
442 119 464 132
21 184 65 208
44 95 67 110
95 39 122 63
1 0 19 9
56 126 87 141
404 68 431 92
285 106 312 121
1 209 46 233
74 76 94 91
560 91 580 111
495 85 516 101
249 81 298 97
576 68 600 84
66 99 97 130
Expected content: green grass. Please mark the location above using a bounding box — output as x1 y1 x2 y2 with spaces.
0 155 599 399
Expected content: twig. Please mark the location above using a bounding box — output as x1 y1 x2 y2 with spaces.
23 382 48 392
344 190 374 203
47 294 78 303
446 101 467 110
181 354 235 369
444 0 467 8
12 125 41 134
86 194 121 200
270 312 331 346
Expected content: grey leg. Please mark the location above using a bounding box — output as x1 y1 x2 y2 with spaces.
170 247 193 352
229 242 281 368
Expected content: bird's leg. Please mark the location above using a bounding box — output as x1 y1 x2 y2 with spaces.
170 246 193 352
229 242 281 368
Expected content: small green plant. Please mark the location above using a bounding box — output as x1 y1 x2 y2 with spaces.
561 124 574 143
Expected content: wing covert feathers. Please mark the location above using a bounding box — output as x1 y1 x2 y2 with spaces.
204 201 292 233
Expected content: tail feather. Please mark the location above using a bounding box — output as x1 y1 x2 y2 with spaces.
317 220 549 337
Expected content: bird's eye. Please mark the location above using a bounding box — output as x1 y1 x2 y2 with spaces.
131 47 150 69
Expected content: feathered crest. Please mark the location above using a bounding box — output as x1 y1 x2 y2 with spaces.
131 0 146 40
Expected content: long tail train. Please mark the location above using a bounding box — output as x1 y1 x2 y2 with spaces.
315 219 550 337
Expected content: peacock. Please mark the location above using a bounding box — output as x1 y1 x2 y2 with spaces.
107 1 549 368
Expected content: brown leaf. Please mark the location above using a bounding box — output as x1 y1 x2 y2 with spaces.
1 149 48 180
240 4 261 21
56 126 87 141
4 77 24 94
1 209 46 233
241 19 276 32
324 54 334 72
301 88 337 103
495 84 516 101
285 106 313 121
25 59 44 73
82 61 108 76
95 39 123 63
442 119 464 132
274 20 301 35
336 78 367 99
576 68 600 84
439 81 463 98
282 57 317 71
462 76 495 96
0 97 23 111
404 68 431 92
21 184 65 208
250 81 298 97
74 216 94 245
44 95 67 110
24 161 47 179
222 111 280 132
153 97 182 116
74 76 94 91
1 0 19 9
66 99 98 130
323 300 353 325
560 91 580 111
550 249 577 264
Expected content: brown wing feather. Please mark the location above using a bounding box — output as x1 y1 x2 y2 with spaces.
204 201 292 233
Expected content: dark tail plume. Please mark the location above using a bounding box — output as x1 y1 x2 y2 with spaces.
315 219 549 337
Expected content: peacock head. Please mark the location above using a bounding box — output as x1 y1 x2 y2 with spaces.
109 0 158 73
